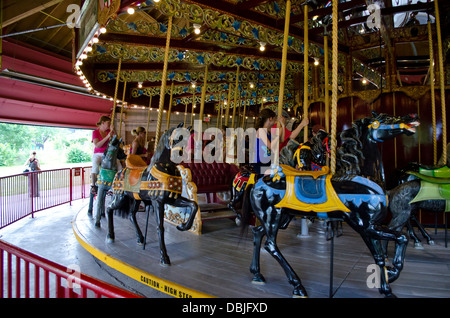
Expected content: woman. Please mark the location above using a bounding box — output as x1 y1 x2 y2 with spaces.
24 151 40 197
24 151 40 172
91 115 115 194
130 126 148 163
252 108 277 175
277 110 309 151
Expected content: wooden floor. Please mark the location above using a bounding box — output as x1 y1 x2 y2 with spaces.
73 204 450 298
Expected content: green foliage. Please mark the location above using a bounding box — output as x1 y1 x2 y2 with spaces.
66 147 91 163
0 122 93 167
0 143 17 166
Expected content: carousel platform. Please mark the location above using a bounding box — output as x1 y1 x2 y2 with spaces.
72 200 450 298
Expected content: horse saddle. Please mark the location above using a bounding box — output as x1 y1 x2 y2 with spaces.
407 168 450 211
125 155 148 187
274 168 349 213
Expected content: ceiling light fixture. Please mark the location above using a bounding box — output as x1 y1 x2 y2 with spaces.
259 42 266 52
193 24 201 35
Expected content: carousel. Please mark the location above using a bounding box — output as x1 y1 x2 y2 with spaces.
71 0 450 298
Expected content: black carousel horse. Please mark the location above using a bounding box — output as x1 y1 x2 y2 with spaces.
227 128 330 223
242 112 420 298
106 123 198 266
87 135 126 224
388 162 450 248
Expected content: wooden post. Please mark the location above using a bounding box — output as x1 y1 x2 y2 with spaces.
154 16 173 152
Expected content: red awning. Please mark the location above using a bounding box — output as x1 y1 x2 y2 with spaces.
0 40 113 129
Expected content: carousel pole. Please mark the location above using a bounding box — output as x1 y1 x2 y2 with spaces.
199 65 208 121
190 91 195 126
225 87 232 126
118 79 127 137
435 0 447 161
166 81 175 130
184 101 188 125
110 58 122 129
324 33 330 134
330 0 338 174
231 66 240 128
303 3 309 143
428 19 437 165
154 15 173 152
146 95 153 144
277 0 291 118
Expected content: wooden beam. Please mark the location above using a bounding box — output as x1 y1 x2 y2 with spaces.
2 0 64 27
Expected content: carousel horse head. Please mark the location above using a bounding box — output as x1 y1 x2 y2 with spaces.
148 122 185 171
364 111 420 142
102 135 126 170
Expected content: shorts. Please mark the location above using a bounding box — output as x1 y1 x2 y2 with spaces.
91 153 123 174
91 153 103 174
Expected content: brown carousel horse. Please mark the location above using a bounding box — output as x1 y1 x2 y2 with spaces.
105 123 198 266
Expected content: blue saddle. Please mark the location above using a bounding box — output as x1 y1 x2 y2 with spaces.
294 175 327 204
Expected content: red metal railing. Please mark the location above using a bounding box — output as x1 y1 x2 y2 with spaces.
0 167 92 230
0 239 142 298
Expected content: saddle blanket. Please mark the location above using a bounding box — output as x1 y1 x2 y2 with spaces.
274 173 350 213
112 166 183 195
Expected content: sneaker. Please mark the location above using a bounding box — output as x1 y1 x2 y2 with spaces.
90 185 98 195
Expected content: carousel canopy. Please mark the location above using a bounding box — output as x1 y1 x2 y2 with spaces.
1 0 449 125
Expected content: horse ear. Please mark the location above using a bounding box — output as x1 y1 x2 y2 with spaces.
371 111 378 117
177 122 184 128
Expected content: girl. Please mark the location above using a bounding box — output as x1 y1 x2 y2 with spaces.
252 108 277 175
91 116 115 194
131 126 148 163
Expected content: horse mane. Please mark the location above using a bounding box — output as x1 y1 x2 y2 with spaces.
333 119 366 180
147 127 175 172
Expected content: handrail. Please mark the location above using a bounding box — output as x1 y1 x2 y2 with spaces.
0 239 142 298
0 166 92 229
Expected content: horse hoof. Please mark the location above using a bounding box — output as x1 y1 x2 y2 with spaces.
251 273 266 284
384 293 397 298
95 221 101 228
292 286 308 298
414 242 424 249
87 211 92 218
428 240 435 246
160 258 171 267
106 238 114 244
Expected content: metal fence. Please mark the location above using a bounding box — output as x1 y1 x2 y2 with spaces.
0 167 92 230
0 239 142 298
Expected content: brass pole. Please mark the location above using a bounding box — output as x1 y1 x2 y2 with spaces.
277 0 292 118
428 20 437 165
146 95 152 144
111 58 122 128
435 0 447 161
199 65 208 121
118 80 127 137
303 4 309 142
225 87 232 126
154 16 173 152
166 81 175 130
330 0 339 174
324 34 330 133
231 66 240 128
